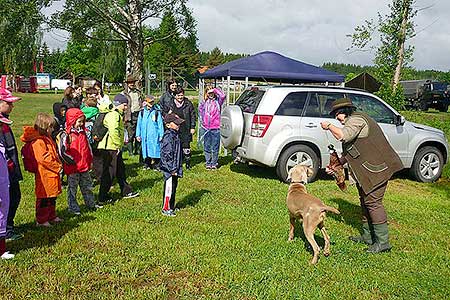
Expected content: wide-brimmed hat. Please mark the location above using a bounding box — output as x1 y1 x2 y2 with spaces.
125 75 138 83
0 88 21 103
164 113 185 125
329 98 356 116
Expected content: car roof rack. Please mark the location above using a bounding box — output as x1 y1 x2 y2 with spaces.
252 84 368 93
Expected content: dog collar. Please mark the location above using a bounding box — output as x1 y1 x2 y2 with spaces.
291 180 307 185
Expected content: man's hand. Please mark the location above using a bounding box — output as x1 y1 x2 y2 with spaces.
136 136 141 142
325 166 335 175
320 121 331 130
190 129 195 135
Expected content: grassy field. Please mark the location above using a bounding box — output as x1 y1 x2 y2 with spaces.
1 92 449 299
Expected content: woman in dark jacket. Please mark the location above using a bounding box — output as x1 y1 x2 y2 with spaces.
170 87 196 169
62 86 81 109
159 79 177 116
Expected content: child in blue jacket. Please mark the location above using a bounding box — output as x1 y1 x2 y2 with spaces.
160 113 184 217
136 96 164 170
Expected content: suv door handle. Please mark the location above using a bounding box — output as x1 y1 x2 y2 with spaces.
305 123 318 128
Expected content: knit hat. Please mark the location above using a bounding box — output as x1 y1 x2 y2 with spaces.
329 98 356 116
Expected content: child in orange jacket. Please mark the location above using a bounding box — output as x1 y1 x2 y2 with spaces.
21 113 63 227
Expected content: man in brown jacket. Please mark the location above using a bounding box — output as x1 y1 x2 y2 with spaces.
320 98 403 254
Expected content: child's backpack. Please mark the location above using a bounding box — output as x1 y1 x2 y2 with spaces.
54 130 75 165
91 112 108 148
21 141 38 173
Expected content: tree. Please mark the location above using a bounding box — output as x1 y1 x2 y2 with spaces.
0 0 50 79
206 47 225 68
145 11 199 82
348 0 417 108
52 0 195 89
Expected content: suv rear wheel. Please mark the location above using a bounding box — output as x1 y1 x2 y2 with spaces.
438 103 448 112
410 146 444 182
276 145 319 183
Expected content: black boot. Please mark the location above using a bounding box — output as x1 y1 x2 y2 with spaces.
349 222 373 245
367 223 392 253
185 159 191 170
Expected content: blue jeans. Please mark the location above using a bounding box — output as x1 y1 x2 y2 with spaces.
67 172 95 213
204 129 220 167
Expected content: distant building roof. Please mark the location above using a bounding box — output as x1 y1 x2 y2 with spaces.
197 66 209 74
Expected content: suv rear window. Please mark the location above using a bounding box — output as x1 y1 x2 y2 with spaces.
235 89 266 113
275 92 307 116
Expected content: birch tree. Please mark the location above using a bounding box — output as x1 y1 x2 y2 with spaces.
52 0 195 88
348 0 417 92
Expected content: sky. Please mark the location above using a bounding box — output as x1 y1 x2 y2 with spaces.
43 0 450 71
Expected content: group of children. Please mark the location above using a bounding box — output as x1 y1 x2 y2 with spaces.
0 81 226 259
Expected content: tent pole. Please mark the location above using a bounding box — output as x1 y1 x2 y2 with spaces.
226 76 231 106
223 75 231 156
198 78 204 147
245 77 248 89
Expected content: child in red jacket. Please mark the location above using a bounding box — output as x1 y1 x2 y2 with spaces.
64 108 102 215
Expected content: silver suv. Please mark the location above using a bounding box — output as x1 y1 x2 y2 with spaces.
221 85 449 183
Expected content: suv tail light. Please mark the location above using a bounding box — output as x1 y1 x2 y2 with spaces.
251 115 273 137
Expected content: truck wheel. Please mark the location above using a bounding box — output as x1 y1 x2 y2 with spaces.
419 101 428 111
438 104 448 112
276 144 319 183
410 146 444 183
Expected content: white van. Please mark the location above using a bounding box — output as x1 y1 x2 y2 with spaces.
51 79 72 91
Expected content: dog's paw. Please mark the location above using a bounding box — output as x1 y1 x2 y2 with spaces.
287 238 294 242
323 251 330 257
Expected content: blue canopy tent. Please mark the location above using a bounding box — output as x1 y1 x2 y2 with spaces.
197 51 344 153
200 51 344 83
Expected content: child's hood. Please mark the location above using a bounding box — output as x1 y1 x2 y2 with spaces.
98 103 113 113
81 106 99 120
53 102 67 117
20 126 41 143
65 108 85 130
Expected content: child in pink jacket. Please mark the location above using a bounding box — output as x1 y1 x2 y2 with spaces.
198 87 225 170
0 115 14 259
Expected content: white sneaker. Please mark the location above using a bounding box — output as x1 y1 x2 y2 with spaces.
1 251 15 260
36 221 52 227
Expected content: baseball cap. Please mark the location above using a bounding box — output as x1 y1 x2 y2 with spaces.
113 94 128 106
0 88 21 103
164 113 185 125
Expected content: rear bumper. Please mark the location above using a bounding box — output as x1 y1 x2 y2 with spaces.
236 138 277 167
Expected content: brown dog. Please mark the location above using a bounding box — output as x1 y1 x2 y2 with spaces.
286 164 340 265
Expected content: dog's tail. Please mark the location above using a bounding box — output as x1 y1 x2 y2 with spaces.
323 205 340 214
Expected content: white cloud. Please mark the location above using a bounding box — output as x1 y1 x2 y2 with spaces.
43 0 450 71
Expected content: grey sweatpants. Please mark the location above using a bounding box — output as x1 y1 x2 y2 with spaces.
67 171 95 213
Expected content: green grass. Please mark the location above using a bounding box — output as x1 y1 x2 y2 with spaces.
1 93 449 299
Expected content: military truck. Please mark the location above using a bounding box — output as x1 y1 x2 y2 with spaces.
400 80 450 112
